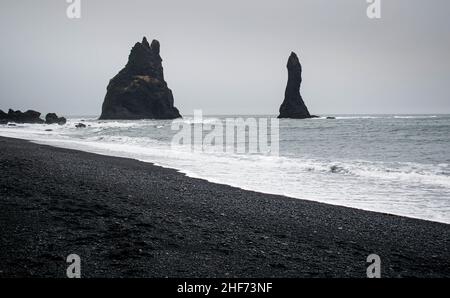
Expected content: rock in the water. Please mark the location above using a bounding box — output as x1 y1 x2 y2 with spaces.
0 109 45 124
0 109 7 120
75 123 86 128
99 37 181 120
45 113 67 125
0 112 7 124
326 116 336 120
278 52 316 119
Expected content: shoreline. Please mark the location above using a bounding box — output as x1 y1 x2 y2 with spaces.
1 128 447 225
0 136 449 277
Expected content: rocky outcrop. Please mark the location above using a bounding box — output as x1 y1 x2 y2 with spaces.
75 123 86 128
278 52 316 119
0 110 7 124
99 37 181 120
0 109 44 124
45 113 67 125
0 109 66 125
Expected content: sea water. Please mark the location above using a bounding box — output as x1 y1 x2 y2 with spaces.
1 114 449 224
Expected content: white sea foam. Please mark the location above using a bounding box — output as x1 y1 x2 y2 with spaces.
1 116 449 224
393 115 437 119
334 116 382 119
313 115 439 120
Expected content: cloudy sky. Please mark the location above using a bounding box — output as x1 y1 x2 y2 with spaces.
0 0 449 116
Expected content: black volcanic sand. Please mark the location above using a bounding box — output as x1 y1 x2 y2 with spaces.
0 136 449 278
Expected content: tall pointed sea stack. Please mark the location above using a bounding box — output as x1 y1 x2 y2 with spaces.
100 37 181 120
278 52 315 119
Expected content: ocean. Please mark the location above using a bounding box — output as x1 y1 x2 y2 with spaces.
1 114 449 224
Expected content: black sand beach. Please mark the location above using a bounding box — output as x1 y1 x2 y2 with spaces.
0 136 449 278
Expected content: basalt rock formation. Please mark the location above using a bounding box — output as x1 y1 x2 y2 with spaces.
99 37 181 120
0 109 44 124
278 52 316 119
0 109 66 125
45 113 67 125
75 123 86 128
0 110 7 124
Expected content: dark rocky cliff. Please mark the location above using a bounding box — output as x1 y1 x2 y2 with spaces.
100 37 181 120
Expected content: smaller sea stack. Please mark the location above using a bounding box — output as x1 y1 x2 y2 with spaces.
278 52 316 119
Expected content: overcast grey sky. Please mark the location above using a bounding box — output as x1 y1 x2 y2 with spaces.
0 0 449 116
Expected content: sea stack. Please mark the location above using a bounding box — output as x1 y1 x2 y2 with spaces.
278 52 315 119
100 37 181 120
